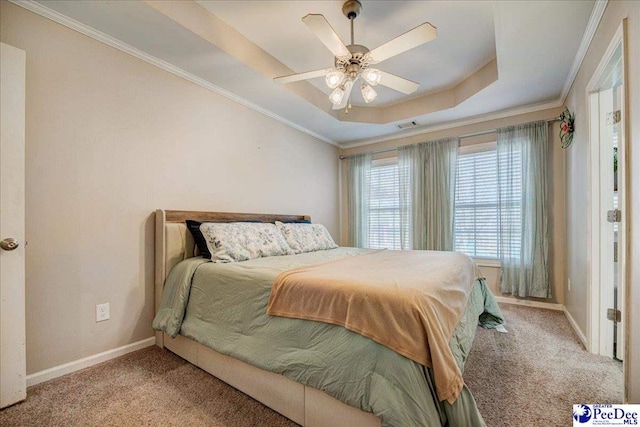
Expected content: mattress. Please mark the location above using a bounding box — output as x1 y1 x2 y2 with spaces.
153 247 504 426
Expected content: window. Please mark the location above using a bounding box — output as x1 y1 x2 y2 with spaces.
454 144 500 258
368 159 403 250
364 144 523 257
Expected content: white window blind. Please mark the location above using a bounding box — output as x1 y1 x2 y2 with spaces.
364 144 524 257
454 148 500 258
368 160 403 250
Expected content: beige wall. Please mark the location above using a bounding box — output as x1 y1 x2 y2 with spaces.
0 2 340 375
563 1 640 402
339 108 566 304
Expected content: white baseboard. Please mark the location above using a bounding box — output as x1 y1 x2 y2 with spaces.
563 307 588 349
26 337 156 387
495 296 564 311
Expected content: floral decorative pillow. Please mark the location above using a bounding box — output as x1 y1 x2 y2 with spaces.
199 222 294 262
275 221 338 254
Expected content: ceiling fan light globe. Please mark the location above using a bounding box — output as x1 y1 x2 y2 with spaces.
362 68 382 86
325 70 345 89
360 82 377 103
329 86 346 105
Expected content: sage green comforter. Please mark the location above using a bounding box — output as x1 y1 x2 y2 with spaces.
153 248 504 427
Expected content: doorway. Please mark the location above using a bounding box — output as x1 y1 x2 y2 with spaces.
587 20 627 399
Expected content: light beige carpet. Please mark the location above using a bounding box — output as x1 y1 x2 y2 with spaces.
465 304 622 427
0 304 622 427
0 346 296 427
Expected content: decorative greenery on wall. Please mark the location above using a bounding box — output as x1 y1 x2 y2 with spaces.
559 107 575 149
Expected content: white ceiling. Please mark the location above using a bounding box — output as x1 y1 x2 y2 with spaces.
25 0 597 145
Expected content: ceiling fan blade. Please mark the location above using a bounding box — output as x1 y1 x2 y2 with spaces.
332 80 354 110
367 23 437 64
274 68 334 84
302 14 351 59
378 71 420 95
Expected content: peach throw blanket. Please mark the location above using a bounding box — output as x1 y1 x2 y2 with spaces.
266 249 481 404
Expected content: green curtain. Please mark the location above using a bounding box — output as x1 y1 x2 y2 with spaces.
497 121 550 298
398 137 458 250
347 152 372 247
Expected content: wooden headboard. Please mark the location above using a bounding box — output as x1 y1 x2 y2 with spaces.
154 209 310 345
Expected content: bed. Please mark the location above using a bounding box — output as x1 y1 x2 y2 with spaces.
153 209 503 426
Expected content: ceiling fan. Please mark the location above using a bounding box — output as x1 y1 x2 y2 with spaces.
274 0 437 111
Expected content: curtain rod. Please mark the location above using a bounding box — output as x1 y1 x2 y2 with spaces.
339 115 562 159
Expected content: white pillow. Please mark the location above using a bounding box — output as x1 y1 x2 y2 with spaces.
199 222 293 263
275 221 338 254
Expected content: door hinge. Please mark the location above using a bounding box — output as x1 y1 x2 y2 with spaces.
607 209 621 223
607 308 621 323
606 110 621 125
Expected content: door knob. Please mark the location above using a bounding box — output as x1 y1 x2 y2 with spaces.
0 238 19 251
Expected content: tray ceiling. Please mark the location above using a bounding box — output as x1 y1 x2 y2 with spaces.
22 0 598 145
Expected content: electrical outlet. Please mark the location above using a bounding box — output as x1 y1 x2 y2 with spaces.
96 303 109 322
568 278 571 292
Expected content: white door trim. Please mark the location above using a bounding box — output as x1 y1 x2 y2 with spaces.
585 20 628 401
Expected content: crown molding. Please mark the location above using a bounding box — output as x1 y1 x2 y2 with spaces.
559 0 608 102
339 99 563 148
9 0 339 147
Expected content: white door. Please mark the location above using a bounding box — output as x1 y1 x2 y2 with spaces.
0 42 27 408
611 83 625 362
594 81 625 360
